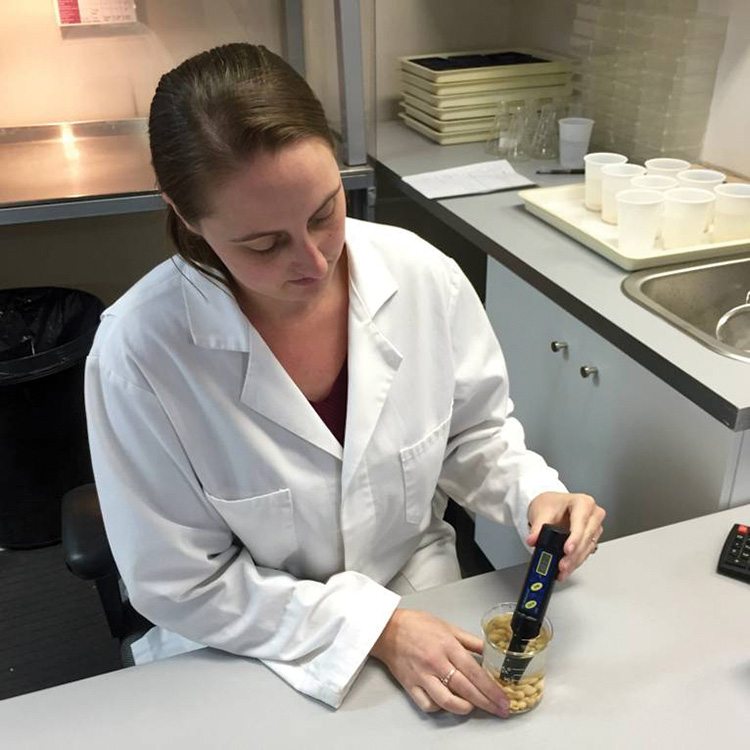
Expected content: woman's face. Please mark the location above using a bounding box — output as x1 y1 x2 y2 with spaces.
193 138 346 318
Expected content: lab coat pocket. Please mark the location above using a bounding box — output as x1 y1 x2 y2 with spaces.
204 488 298 569
400 414 452 524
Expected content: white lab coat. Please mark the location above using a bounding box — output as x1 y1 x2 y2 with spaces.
85 217 566 707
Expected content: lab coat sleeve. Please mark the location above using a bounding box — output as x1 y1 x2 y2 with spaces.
85 357 399 708
437 261 568 544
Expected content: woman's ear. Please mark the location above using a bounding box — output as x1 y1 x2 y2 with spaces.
161 193 201 235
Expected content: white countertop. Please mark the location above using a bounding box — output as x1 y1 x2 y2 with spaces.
1 506 748 748
375 122 750 430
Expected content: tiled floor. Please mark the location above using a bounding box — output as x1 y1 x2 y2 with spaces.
0 543 121 701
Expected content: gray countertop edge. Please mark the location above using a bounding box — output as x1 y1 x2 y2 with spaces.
374 147 748 432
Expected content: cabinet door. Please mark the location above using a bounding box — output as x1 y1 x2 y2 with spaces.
477 257 738 566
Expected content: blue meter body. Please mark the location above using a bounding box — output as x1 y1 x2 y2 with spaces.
501 524 569 681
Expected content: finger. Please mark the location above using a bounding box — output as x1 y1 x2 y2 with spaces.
527 504 570 547
454 650 510 707
447 669 509 718
410 685 440 713
425 675 475 716
561 513 605 578
562 494 597 556
450 627 484 654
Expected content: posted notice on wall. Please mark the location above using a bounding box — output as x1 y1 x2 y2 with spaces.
54 0 137 26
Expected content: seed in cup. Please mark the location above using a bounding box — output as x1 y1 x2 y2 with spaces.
482 611 552 715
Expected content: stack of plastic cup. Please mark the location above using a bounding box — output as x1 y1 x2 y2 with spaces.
558 117 595 169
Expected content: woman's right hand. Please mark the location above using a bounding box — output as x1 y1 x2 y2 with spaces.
370 608 510 718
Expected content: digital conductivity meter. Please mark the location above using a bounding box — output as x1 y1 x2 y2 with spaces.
500 524 570 682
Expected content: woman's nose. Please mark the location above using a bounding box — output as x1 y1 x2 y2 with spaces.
295 234 328 277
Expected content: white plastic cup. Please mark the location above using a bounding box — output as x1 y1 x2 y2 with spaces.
558 117 595 169
601 163 646 224
662 187 716 249
645 158 691 177
583 152 628 210
676 169 726 189
713 183 750 242
616 189 664 254
630 175 679 192
676 170 725 228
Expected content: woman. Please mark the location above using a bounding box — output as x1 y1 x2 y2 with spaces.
85 43 605 717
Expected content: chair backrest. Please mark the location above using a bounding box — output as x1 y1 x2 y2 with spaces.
61 484 152 641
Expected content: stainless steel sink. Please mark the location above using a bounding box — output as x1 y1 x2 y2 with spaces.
622 255 750 363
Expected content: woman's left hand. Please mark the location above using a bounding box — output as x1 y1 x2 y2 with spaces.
526 492 606 581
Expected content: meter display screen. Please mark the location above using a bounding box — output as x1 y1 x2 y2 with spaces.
535 551 552 578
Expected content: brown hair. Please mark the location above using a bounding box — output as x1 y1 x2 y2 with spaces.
148 43 336 286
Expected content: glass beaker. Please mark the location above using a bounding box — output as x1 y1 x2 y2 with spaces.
481 602 553 715
530 102 559 160
485 101 531 160
485 101 510 157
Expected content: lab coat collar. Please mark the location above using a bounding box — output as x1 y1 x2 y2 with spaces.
180 218 398 350
181 262 251 352
179 219 403 465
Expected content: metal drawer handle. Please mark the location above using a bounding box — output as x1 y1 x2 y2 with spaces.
550 341 568 353
580 365 598 378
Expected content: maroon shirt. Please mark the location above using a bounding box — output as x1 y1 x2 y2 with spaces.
309 360 348 445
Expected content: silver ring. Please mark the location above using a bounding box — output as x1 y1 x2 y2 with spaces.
439 666 457 687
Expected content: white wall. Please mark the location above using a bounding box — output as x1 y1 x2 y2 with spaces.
700 0 750 176
0 0 283 127
507 0 576 55
506 0 749 176
372 0 514 122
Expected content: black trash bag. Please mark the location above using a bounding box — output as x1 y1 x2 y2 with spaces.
0 287 104 548
0 288 104 374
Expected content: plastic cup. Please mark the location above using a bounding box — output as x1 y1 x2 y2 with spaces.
481 603 553 716
630 175 679 192
616 189 664 254
645 157 691 177
583 152 628 210
713 183 750 242
676 170 725 228
662 187 715 249
676 169 726 189
600 163 646 224
558 117 595 169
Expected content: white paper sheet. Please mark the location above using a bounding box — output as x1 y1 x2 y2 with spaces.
402 160 535 199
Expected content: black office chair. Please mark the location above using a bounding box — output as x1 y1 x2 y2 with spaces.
61 484 152 660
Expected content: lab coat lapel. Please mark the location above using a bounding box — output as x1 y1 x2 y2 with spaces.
241 328 343 459
342 227 403 494
181 259 342 458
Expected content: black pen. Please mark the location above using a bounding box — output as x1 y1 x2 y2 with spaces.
536 168 584 174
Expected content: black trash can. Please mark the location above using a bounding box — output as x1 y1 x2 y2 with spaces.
0 287 104 549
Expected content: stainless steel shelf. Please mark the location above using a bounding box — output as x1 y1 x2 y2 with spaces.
0 119 374 225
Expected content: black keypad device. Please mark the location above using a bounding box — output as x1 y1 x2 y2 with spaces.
717 524 750 583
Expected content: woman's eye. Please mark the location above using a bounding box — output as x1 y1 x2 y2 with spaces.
244 237 277 253
310 202 335 225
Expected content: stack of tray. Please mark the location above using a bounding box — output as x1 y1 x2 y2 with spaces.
399 49 574 145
